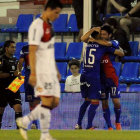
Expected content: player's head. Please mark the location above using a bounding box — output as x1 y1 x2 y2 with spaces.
68 59 80 76
4 40 16 55
44 0 63 22
104 18 119 30
100 25 113 40
90 25 100 39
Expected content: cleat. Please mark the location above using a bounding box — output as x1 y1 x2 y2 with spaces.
115 123 122 130
108 127 113 130
87 127 94 130
74 124 82 129
16 118 28 140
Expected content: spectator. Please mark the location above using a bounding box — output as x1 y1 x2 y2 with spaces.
72 0 83 42
107 0 140 40
105 18 131 56
65 59 81 93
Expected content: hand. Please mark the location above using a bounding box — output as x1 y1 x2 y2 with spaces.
57 72 61 81
29 74 36 87
124 13 130 18
14 70 21 78
91 27 101 33
119 6 127 13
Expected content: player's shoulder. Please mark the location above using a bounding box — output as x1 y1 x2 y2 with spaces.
30 18 43 29
66 75 73 80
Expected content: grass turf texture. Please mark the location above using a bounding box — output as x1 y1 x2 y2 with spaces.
0 130 140 140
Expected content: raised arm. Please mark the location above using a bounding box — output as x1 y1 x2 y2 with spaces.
114 47 124 57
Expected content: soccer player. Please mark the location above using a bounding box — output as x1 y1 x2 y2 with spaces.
100 25 123 130
75 27 124 129
18 45 40 129
0 40 22 129
65 59 81 93
16 1 63 140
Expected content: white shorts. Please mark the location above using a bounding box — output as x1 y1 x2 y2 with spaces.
34 73 60 98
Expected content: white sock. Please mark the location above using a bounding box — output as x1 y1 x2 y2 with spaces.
22 104 41 128
39 105 51 139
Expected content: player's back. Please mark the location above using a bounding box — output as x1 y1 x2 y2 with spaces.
82 42 115 79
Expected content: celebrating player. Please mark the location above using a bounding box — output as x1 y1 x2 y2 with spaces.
75 27 124 129
100 25 123 130
16 0 63 140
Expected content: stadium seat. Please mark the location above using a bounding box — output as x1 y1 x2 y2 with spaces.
1 14 33 33
57 62 68 81
119 84 127 92
105 13 121 19
122 41 139 61
54 42 67 61
112 62 122 76
67 14 79 32
60 83 65 93
0 42 4 47
65 42 83 60
52 14 68 32
119 62 139 83
14 42 28 59
35 14 41 19
129 84 140 92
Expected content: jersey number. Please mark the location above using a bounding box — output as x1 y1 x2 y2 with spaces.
85 49 96 65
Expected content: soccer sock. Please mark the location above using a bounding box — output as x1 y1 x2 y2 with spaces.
77 101 90 126
0 114 3 129
103 108 112 128
15 112 22 129
39 105 51 140
22 104 41 128
114 107 121 123
87 103 99 129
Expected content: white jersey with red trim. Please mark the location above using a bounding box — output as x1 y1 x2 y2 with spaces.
28 18 60 98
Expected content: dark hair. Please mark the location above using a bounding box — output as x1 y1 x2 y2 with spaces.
68 59 80 68
104 18 119 29
101 25 113 35
44 0 63 10
3 40 15 53
91 31 99 38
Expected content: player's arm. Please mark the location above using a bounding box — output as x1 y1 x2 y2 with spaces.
114 47 124 57
55 62 61 81
81 27 100 43
89 38 112 46
17 58 24 73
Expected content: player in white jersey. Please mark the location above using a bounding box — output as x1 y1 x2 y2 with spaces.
65 59 81 93
16 1 63 140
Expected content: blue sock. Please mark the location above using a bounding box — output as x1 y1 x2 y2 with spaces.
77 101 90 126
114 107 121 123
32 120 38 128
103 108 112 128
87 103 99 129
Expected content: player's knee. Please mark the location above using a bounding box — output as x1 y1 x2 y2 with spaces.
102 100 109 109
114 103 121 109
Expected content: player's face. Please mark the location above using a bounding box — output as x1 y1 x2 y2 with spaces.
6 43 16 55
70 65 80 75
100 30 110 40
47 7 62 22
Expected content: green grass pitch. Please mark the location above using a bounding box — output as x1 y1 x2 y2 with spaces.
0 130 140 140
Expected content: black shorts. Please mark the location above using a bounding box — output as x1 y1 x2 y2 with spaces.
0 89 21 108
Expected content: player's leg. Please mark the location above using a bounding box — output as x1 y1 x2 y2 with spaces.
101 99 113 130
86 99 99 129
75 98 90 129
0 107 5 129
110 86 121 130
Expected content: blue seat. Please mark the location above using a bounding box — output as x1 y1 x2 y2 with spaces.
35 14 41 19
112 62 122 77
65 42 83 60
54 42 67 60
119 84 127 92
119 62 139 83
0 42 4 47
52 14 68 32
14 42 28 59
57 62 67 81
122 41 139 61
67 14 79 32
1 14 33 33
105 13 121 19
129 84 140 92
60 83 65 93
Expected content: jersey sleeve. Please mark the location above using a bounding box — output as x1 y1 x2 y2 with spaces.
111 40 119 49
28 20 43 46
105 47 116 54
